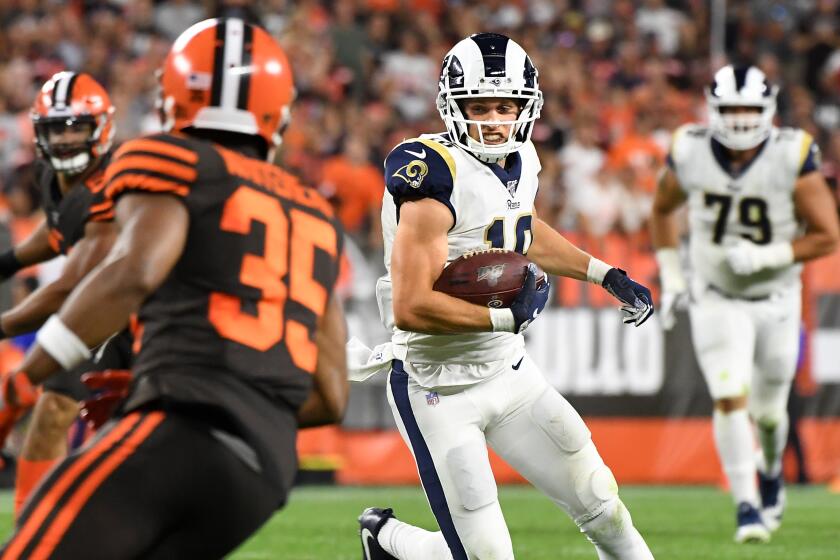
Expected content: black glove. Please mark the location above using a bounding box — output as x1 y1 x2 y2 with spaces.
508 264 550 333
602 268 654 327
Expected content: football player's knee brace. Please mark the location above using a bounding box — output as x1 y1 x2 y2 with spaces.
568 442 619 522
531 388 591 453
446 441 498 511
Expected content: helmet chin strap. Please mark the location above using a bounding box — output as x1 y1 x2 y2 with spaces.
470 148 506 164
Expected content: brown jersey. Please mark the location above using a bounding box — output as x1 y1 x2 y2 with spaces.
36 153 114 254
103 132 343 490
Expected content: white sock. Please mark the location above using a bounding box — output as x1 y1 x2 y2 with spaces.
756 413 789 478
713 408 759 506
378 518 452 560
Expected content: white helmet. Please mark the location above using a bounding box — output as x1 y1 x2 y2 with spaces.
437 33 543 163
705 64 778 150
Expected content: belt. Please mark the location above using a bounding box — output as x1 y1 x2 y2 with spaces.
707 284 772 302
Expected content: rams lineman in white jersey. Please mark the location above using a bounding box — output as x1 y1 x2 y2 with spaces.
358 33 655 560
651 65 839 544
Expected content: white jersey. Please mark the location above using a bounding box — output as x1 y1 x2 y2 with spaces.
377 133 541 387
669 124 819 298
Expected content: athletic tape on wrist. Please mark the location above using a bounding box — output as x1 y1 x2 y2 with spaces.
36 315 91 370
489 308 516 333
768 242 794 268
655 248 687 292
586 257 612 285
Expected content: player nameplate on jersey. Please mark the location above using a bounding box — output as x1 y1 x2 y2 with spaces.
727 182 742 191
477 264 506 286
507 200 520 210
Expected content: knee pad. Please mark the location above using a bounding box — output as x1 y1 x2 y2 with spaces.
568 442 618 521
530 388 591 453
446 441 497 511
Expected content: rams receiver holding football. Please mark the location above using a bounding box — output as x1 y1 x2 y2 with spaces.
358 33 655 560
652 65 839 543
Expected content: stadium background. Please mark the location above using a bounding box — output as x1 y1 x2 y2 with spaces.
0 0 839 489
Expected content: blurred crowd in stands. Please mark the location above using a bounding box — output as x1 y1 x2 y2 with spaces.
2 0 840 301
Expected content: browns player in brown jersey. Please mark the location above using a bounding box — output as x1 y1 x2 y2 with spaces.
0 18 348 558
0 71 132 518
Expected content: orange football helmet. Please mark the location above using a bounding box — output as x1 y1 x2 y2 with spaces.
158 18 295 158
31 71 115 175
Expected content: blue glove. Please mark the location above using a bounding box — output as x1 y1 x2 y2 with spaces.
602 268 654 327
508 264 550 333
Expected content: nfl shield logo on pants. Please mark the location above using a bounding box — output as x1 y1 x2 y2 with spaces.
425 392 440 406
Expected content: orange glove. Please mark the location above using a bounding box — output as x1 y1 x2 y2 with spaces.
0 371 40 449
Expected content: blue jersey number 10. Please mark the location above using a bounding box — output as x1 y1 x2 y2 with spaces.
485 214 533 254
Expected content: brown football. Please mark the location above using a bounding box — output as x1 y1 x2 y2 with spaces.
433 249 545 308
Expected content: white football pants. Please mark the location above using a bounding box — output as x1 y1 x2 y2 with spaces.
386 354 653 560
689 283 800 416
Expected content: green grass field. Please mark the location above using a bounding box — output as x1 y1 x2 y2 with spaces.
0 485 836 559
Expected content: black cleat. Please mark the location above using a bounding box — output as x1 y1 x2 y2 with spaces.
758 470 785 532
359 507 398 560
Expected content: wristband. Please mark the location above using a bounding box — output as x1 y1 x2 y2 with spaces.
489 308 515 333
0 249 22 279
655 248 688 292
586 257 612 286
36 315 91 370
764 242 794 269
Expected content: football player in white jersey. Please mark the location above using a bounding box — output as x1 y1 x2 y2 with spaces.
358 33 655 560
651 64 839 544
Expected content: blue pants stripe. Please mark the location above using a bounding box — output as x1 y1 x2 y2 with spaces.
390 360 468 560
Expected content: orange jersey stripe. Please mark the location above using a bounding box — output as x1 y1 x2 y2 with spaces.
30 412 165 559
105 174 190 199
2 414 144 560
47 230 61 253
87 180 107 194
88 201 112 215
106 155 197 184
86 173 108 194
130 316 144 355
89 211 115 223
113 138 198 166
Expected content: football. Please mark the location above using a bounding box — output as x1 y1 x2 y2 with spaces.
433 249 545 308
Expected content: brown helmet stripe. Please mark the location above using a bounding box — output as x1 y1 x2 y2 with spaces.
52 72 78 109
236 22 254 110
209 19 227 107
